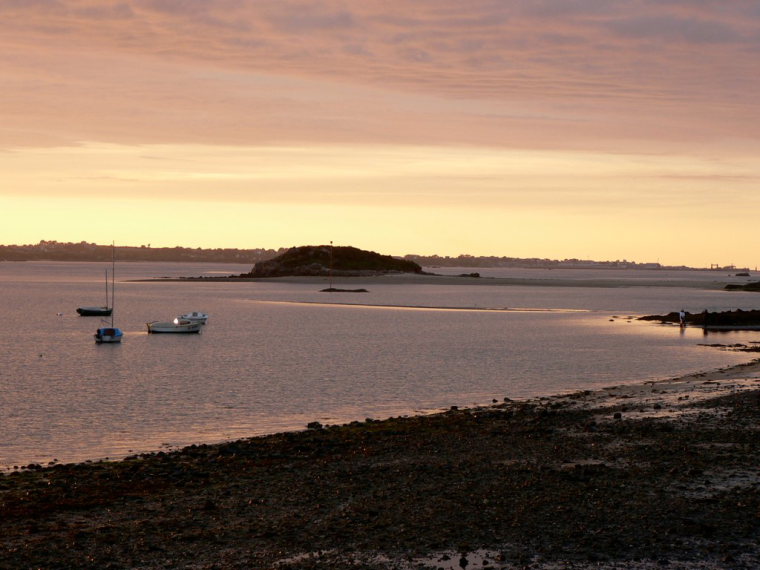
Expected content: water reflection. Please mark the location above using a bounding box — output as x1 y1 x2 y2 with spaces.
1 262 757 469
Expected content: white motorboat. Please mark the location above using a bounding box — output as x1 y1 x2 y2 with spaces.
178 311 209 324
146 318 202 334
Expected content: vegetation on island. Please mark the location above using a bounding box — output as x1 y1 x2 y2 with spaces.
247 245 422 277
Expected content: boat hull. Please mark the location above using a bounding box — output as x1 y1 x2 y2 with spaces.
146 320 202 334
179 312 209 324
78 307 113 317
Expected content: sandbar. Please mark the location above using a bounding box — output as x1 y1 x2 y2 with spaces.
132 271 734 290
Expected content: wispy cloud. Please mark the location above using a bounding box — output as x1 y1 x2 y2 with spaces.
1 1 758 151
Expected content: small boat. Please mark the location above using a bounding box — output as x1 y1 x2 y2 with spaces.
94 244 123 344
78 306 112 317
146 318 203 334
77 269 112 316
178 311 209 324
94 327 123 343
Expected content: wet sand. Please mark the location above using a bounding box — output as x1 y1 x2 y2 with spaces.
138 271 733 290
2 359 759 569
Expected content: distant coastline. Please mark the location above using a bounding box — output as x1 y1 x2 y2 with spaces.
0 240 748 272
0 241 279 264
130 272 747 293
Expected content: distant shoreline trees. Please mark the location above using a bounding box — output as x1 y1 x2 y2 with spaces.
0 241 285 264
0 240 733 271
403 253 674 270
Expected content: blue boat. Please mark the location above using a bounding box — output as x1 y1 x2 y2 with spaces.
94 326 123 343
94 243 123 344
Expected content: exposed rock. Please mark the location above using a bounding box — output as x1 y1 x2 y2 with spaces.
725 281 760 291
640 308 760 328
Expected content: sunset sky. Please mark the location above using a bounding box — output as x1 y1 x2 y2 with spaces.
1 1 758 268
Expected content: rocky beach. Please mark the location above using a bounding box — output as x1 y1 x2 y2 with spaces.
1 360 759 569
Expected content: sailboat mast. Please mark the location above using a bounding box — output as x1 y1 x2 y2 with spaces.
111 242 115 327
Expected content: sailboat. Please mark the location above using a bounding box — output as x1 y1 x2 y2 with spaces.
77 269 113 316
94 244 123 344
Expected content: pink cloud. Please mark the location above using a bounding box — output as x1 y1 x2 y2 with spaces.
0 1 758 151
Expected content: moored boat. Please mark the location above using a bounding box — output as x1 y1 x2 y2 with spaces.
93 243 122 344
178 311 209 324
146 318 203 334
78 306 112 317
78 269 112 316
94 327 123 343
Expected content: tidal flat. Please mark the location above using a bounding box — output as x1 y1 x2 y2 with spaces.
1 361 759 569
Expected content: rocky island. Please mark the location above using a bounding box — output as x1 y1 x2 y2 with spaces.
244 245 423 278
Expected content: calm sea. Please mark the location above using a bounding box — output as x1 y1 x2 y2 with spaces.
1 261 758 470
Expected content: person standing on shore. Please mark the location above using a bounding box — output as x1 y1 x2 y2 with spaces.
679 310 686 326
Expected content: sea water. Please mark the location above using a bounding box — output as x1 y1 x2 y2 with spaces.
1 261 758 469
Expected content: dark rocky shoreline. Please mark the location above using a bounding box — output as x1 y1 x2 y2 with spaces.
2 365 760 569
640 309 760 329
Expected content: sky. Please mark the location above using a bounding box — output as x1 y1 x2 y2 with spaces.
1 1 759 268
